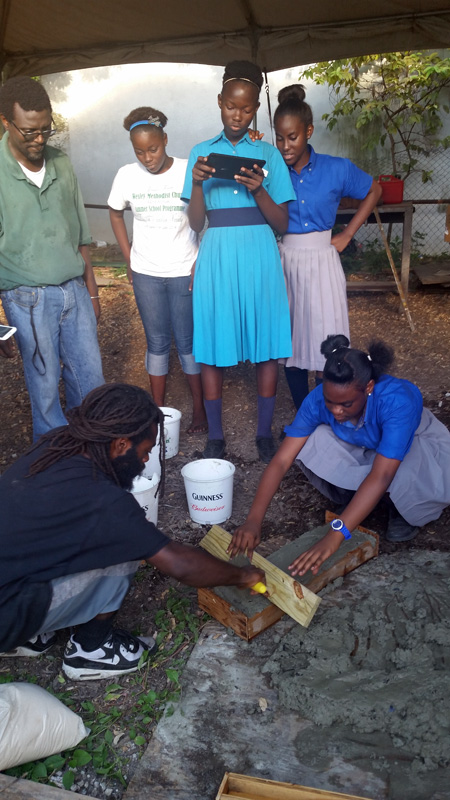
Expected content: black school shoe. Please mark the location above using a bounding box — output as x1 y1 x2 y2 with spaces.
202 438 226 459
62 628 157 681
0 631 57 658
385 506 419 543
256 435 276 463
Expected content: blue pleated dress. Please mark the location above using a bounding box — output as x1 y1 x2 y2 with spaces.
182 131 295 367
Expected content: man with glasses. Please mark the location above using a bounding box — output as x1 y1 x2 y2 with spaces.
0 76 104 440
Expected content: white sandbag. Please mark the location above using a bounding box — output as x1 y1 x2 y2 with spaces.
0 682 88 769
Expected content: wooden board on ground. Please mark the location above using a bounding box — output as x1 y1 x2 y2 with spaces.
412 261 450 286
198 516 378 641
0 774 98 800
199 526 321 630
216 772 373 800
346 280 397 293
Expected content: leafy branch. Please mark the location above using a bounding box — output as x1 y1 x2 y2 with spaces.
302 51 450 182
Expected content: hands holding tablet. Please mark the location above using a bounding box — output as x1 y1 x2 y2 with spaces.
193 153 266 192
234 163 264 195
192 155 216 185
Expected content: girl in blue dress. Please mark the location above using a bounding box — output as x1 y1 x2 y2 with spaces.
274 84 382 410
230 334 450 571
182 61 295 462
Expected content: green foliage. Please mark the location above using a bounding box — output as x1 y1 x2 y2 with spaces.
302 51 450 182
2 588 207 792
338 230 426 276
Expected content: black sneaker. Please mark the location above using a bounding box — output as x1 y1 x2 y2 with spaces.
0 631 57 658
202 438 225 459
256 435 276 463
385 506 419 543
62 629 157 681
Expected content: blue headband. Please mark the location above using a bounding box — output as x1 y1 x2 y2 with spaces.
130 118 162 132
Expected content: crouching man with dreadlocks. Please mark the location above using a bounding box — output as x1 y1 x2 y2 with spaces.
0 383 264 680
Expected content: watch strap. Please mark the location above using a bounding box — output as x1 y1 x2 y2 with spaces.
331 518 352 540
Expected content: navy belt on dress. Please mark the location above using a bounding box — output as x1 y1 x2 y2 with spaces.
206 207 267 227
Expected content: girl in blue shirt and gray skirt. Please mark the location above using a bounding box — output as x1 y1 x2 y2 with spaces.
230 334 450 575
274 84 382 409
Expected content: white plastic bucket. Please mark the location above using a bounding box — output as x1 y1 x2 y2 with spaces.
181 458 235 524
160 406 181 459
130 473 160 526
142 444 162 478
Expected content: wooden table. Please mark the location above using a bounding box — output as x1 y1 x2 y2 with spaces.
336 201 414 296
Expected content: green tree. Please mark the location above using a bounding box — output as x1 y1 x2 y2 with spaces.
302 52 450 183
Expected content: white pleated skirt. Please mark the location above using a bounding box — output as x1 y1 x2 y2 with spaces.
279 230 349 371
296 409 450 527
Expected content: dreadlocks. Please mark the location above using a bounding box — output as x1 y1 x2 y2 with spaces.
27 383 165 495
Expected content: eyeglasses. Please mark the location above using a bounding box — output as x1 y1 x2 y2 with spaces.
10 119 57 142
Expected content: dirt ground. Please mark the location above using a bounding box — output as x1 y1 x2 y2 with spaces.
0 262 449 796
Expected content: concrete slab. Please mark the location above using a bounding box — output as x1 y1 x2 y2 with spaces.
124 551 450 800
124 620 385 800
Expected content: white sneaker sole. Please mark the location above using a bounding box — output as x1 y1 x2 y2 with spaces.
62 663 141 681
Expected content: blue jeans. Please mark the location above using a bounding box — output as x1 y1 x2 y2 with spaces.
1 277 104 440
132 271 200 376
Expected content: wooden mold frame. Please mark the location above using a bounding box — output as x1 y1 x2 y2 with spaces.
216 772 373 800
198 515 379 642
199 525 321 631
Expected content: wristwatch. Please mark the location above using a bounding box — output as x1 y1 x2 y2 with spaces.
330 518 352 540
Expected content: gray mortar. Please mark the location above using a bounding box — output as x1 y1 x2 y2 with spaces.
260 550 450 799
214 524 376 615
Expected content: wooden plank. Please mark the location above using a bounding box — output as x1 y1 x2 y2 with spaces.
217 772 373 800
197 587 255 639
413 261 450 285
346 280 397 292
268 517 378 597
0 774 98 800
200 526 321 628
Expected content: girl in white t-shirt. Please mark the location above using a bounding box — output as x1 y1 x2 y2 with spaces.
108 107 207 433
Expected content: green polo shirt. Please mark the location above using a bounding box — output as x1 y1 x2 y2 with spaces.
0 133 91 290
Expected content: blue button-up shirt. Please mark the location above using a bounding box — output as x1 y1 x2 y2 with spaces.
284 374 423 461
286 146 373 234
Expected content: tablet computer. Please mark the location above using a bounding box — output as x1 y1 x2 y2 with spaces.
206 152 266 181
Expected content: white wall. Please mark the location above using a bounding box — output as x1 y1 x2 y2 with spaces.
42 62 333 244
42 61 450 254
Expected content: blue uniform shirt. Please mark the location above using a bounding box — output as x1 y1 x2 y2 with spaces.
182 130 295 209
286 146 373 234
285 374 423 461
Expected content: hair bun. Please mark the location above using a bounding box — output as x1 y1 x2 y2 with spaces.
277 84 306 105
320 334 350 359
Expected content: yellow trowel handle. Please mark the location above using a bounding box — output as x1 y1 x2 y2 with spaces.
251 582 268 594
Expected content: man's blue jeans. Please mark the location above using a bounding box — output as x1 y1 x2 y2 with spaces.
1 277 104 440
132 271 200 376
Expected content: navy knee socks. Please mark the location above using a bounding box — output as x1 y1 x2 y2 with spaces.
256 395 276 438
204 398 224 440
284 367 309 410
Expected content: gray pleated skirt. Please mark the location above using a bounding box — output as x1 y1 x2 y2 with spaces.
279 230 349 371
296 409 450 527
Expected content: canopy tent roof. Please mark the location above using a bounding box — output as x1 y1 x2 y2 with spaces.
1 0 449 78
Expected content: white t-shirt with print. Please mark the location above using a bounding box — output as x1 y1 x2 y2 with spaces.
108 157 198 277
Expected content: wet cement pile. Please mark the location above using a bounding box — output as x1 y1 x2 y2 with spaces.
261 550 450 798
